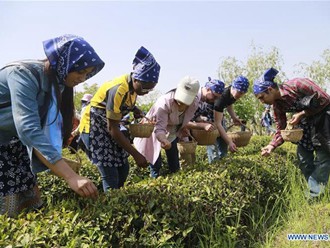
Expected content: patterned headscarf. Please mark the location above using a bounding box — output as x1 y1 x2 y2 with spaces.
231 76 249 93
132 46 160 84
205 77 225 94
253 68 279 94
43 34 105 83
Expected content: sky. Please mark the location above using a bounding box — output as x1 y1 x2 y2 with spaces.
1 0 330 94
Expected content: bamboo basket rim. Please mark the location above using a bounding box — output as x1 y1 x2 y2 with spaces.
177 140 197 154
191 129 219 145
281 128 303 142
129 123 155 127
227 124 252 147
281 128 304 133
129 122 155 137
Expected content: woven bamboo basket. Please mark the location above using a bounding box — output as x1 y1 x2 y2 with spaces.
281 129 303 142
177 141 197 154
227 125 252 147
50 147 81 175
191 129 219 146
129 123 155 138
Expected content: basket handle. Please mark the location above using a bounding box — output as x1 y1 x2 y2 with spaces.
227 123 250 132
132 116 154 124
285 122 295 130
188 130 198 143
179 130 197 143
142 116 154 123
67 146 82 164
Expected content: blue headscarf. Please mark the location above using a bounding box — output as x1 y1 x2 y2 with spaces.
205 77 225 94
253 68 279 94
232 76 249 93
43 34 105 83
132 46 160 83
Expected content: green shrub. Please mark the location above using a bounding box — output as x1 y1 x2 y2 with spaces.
0 136 299 247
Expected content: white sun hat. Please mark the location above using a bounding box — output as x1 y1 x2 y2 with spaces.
81 93 93 102
174 76 200 105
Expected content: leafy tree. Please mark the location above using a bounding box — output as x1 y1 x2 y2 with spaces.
217 44 285 134
136 90 162 106
217 56 244 85
73 83 99 112
136 90 162 114
295 49 330 91
217 45 330 134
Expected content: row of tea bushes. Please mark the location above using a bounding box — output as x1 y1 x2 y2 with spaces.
0 136 299 247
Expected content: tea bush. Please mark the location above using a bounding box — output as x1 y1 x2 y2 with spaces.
0 136 300 247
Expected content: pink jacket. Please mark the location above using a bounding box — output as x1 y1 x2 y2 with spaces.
134 90 201 164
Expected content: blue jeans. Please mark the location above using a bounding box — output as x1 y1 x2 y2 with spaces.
80 132 90 156
149 138 180 178
297 144 330 195
309 147 330 185
97 160 129 191
206 137 228 163
296 144 317 181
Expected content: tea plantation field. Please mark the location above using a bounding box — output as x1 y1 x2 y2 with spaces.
0 136 303 247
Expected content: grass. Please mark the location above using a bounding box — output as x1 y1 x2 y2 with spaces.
259 160 330 248
196 139 330 248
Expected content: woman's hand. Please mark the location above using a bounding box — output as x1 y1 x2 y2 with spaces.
160 139 171 150
261 145 274 156
228 141 238 152
66 175 99 199
288 111 305 126
156 133 171 150
204 122 216 132
133 153 149 168
34 149 99 199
